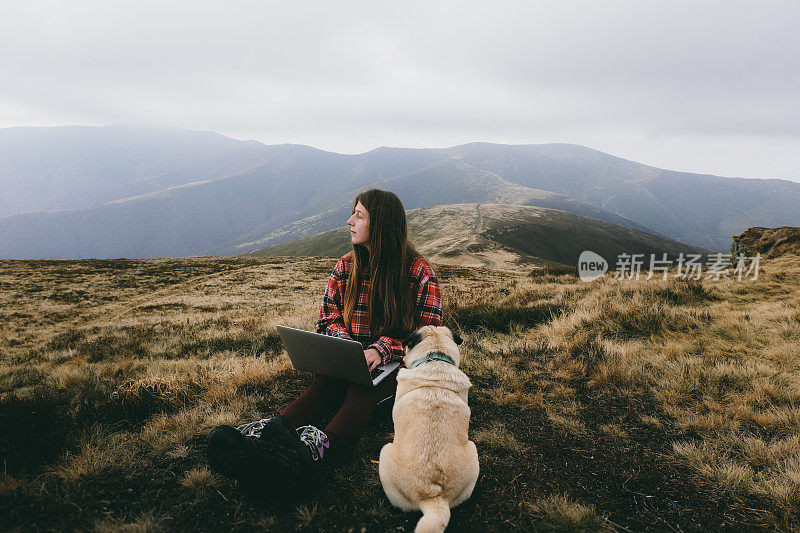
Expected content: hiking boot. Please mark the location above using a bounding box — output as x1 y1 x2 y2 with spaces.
206 424 271 484
249 415 307 473
206 415 302 492
250 419 330 475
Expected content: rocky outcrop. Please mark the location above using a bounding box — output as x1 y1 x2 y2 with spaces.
731 226 800 258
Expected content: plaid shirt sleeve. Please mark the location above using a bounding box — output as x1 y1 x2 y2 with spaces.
368 259 443 365
315 258 354 340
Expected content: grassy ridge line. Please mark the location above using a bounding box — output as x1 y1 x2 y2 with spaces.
248 203 711 271
0 257 290 360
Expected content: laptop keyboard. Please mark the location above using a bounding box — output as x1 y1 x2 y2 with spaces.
370 368 385 380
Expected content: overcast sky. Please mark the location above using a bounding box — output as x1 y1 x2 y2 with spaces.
1 0 798 181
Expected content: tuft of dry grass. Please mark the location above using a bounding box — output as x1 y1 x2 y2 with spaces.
547 410 587 436
599 424 629 440
180 467 219 494
526 494 611 532
473 422 530 454
673 433 800 514
295 504 320 528
640 415 662 427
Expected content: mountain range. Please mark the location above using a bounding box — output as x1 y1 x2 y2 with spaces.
1 124 798 260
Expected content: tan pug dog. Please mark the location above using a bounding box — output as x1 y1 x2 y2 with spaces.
379 325 479 533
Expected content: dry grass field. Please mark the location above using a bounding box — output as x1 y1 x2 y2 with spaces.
1 253 799 531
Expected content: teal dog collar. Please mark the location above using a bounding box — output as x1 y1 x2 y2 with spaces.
409 351 455 369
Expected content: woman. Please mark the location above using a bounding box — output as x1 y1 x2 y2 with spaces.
207 189 443 493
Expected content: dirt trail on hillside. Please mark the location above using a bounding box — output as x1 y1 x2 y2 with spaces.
465 204 493 268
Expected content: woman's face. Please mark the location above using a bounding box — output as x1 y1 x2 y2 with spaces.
347 201 370 247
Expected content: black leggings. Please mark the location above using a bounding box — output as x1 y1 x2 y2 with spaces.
280 370 398 449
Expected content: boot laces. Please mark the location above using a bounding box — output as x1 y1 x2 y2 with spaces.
236 417 273 438
297 425 330 461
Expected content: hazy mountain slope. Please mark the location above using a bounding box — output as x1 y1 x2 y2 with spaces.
2 125 798 259
443 142 800 250
0 178 275 260
0 124 448 218
176 140 800 253
215 147 451 250
247 203 710 270
222 158 657 255
0 140 653 259
371 157 659 232
0 124 274 216
0 144 454 259
0 154 351 259
444 142 662 198
643 172 800 250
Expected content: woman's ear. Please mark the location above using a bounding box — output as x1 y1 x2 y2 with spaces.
402 330 423 351
452 332 463 345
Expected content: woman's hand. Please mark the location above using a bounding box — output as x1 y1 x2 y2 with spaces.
364 348 382 371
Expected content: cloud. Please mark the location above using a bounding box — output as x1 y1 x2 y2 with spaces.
1 0 798 180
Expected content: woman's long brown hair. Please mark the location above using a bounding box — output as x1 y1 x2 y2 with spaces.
342 189 421 341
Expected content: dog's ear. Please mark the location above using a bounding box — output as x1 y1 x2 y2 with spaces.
402 330 424 351
452 331 463 345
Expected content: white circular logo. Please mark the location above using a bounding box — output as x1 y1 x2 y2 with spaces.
578 250 608 282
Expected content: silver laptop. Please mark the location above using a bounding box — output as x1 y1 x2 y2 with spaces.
276 325 401 387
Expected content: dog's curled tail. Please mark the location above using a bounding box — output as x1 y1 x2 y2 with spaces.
415 497 450 533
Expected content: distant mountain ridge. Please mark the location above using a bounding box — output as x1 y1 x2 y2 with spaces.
0 124 274 216
1 125 799 259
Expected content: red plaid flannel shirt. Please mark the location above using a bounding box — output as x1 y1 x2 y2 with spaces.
316 253 443 365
